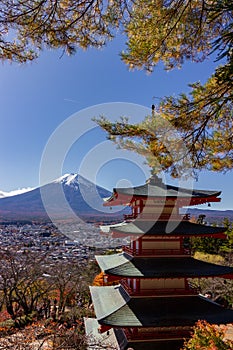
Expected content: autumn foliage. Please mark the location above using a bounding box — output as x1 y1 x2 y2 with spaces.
182 320 233 350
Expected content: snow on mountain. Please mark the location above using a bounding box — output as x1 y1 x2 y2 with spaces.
53 174 72 184
53 173 81 190
0 173 120 222
53 173 102 192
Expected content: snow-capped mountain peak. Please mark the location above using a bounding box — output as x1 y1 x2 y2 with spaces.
53 173 80 186
53 173 94 188
65 174 80 186
54 173 73 183
0 173 120 221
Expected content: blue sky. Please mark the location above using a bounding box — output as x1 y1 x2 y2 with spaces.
0 36 232 210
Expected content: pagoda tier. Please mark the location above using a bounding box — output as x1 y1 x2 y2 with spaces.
96 252 233 297
104 175 221 208
96 253 233 279
100 220 227 238
90 285 233 328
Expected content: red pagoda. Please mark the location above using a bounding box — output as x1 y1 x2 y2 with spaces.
88 175 233 350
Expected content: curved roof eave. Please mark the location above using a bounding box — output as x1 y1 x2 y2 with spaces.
92 290 233 327
111 220 227 236
96 253 233 278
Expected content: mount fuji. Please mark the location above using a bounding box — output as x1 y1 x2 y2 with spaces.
0 174 120 222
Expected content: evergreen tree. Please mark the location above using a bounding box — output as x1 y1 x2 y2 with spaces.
1 1 232 173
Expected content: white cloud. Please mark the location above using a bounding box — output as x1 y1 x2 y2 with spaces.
0 187 34 198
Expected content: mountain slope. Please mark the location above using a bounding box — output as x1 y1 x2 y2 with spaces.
0 174 115 222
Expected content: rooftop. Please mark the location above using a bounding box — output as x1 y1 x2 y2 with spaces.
96 253 233 278
104 175 221 206
104 220 226 237
90 285 233 327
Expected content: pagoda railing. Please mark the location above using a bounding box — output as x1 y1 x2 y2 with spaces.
124 213 190 221
120 280 199 296
123 326 191 340
128 288 198 296
120 279 132 294
124 213 137 221
123 246 190 256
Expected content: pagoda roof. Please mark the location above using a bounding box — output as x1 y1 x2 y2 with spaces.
112 184 220 198
104 220 226 237
96 252 233 278
104 176 221 205
90 285 233 327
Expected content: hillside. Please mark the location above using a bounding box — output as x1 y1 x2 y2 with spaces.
0 174 122 223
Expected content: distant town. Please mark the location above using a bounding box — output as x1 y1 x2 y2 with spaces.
0 221 127 261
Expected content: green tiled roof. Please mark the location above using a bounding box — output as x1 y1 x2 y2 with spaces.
90 285 130 321
105 175 221 200
96 253 233 278
90 285 233 327
111 220 226 236
113 183 221 198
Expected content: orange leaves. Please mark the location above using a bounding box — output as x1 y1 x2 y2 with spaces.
182 320 233 350
92 272 105 286
92 271 119 286
0 310 11 323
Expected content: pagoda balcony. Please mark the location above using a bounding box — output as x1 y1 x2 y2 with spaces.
123 326 191 341
123 246 191 257
120 280 198 297
124 213 137 221
124 213 189 221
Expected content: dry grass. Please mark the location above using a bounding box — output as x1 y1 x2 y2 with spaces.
194 251 225 264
